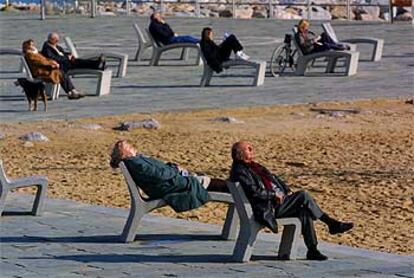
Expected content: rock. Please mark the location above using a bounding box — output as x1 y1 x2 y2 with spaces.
219 9 233 18
310 6 332 20
116 119 161 131
212 117 244 124
23 141 34 148
395 11 413 21
19 132 49 142
252 7 267 18
329 111 346 118
315 114 325 119
235 6 253 19
355 7 380 21
291 112 305 117
78 124 103 130
405 98 414 105
285 161 307 167
273 7 302 19
0 133 5 140
331 6 355 20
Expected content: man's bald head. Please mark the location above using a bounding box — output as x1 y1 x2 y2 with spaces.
231 141 254 163
47 32 60 45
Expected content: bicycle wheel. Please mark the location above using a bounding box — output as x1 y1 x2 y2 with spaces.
270 45 288 77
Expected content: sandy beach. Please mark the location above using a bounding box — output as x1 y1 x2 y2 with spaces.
0 98 413 255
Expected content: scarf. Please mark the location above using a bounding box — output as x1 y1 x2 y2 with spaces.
249 161 273 191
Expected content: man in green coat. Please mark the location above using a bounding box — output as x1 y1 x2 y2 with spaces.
110 140 228 212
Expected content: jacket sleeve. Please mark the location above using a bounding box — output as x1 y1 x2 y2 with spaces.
231 166 275 201
272 174 291 194
41 43 69 64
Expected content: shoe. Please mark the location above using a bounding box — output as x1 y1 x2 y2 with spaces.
306 249 328 261
329 222 354 235
235 51 250 61
71 89 85 98
67 93 81 100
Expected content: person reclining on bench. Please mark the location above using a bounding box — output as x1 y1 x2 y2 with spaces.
149 11 199 45
295 19 350 55
229 141 354 260
110 140 228 213
200 27 250 74
22 39 83 100
41 32 106 74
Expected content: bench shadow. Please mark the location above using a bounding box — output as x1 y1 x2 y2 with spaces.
114 83 253 89
23 254 234 264
1 211 35 216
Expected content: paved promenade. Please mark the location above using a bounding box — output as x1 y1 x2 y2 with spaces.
0 14 413 122
1 193 413 277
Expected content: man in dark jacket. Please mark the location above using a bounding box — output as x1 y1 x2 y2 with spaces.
41 32 105 73
229 141 353 260
110 140 228 212
149 12 199 46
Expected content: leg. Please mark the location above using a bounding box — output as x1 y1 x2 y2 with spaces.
206 179 229 193
218 34 244 61
59 72 75 94
170 35 200 44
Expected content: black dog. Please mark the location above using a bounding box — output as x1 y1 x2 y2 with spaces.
14 78 47 111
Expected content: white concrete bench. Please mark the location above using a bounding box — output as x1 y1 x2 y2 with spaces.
227 181 301 262
292 29 359 77
119 162 239 243
200 53 266 87
133 23 155 62
0 160 48 216
64 36 128 78
145 27 202 66
322 22 384 62
21 57 61 100
67 68 112 97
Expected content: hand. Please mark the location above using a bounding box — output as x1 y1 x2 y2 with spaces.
275 191 285 205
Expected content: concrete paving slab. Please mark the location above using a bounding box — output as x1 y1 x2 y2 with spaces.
0 193 413 277
0 14 413 123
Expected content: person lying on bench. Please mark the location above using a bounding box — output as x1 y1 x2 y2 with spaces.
41 32 106 73
229 141 353 260
295 19 350 55
200 27 250 74
110 140 228 213
149 11 199 45
22 39 83 100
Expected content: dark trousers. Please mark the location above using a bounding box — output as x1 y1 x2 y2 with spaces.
311 32 346 54
69 58 101 71
275 191 324 249
59 71 75 94
217 35 244 63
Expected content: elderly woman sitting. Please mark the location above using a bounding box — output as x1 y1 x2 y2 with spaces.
22 39 83 99
295 19 349 55
110 140 228 212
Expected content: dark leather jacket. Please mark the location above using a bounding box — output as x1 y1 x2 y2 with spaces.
41 42 71 71
229 160 290 232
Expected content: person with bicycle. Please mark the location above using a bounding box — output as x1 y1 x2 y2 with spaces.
200 27 250 73
295 19 349 55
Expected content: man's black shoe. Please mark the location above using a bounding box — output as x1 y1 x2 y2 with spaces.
306 249 328 261
329 222 354 235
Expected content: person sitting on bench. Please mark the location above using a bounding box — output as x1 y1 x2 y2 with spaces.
295 19 350 55
23 39 83 100
200 27 250 74
149 11 199 45
110 140 228 213
41 32 106 73
229 141 353 260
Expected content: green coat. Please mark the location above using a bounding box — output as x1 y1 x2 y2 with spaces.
124 155 211 212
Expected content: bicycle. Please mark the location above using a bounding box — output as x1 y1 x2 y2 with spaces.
270 34 298 77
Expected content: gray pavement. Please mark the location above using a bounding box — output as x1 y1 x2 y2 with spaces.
0 14 413 122
1 193 413 278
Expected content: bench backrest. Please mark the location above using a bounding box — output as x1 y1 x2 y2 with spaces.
20 57 35 81
226 182 257 227
119 161 148 203
63 36 80 59
145 28 163 48
0 160 10 186
291 27 305 57
133 23 149 46
321 22 339 44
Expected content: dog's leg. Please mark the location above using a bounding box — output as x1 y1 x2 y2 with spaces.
28 99 32 111
41 89 47 112
33 97 38 111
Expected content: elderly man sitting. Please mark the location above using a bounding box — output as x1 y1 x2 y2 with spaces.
229 140 353 260
110 140 228 213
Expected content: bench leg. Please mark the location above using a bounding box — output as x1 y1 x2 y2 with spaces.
221 204 239 240
180 48 189 61
253 62 266 86
32 184 47 216
372 40 383 62
121 204 145 243
116 56 128 78
96 71 112 96
0 188 9 216
200 67 213 87
278 224 301 260
150 49 162 66
232 224 261 262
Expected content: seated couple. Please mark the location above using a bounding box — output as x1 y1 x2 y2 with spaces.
111 140 353 260
295 19 350 55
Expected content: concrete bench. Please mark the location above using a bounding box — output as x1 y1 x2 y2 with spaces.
0 48 24 72
21 57 61 100
64 36 128 78
119 162 239 243
0 160 48 216
145 27 202 66
133 23 155 62
322 22 384 62
67 68 112 97
292 29 359 77
200 53 266 87
227 181 301 262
